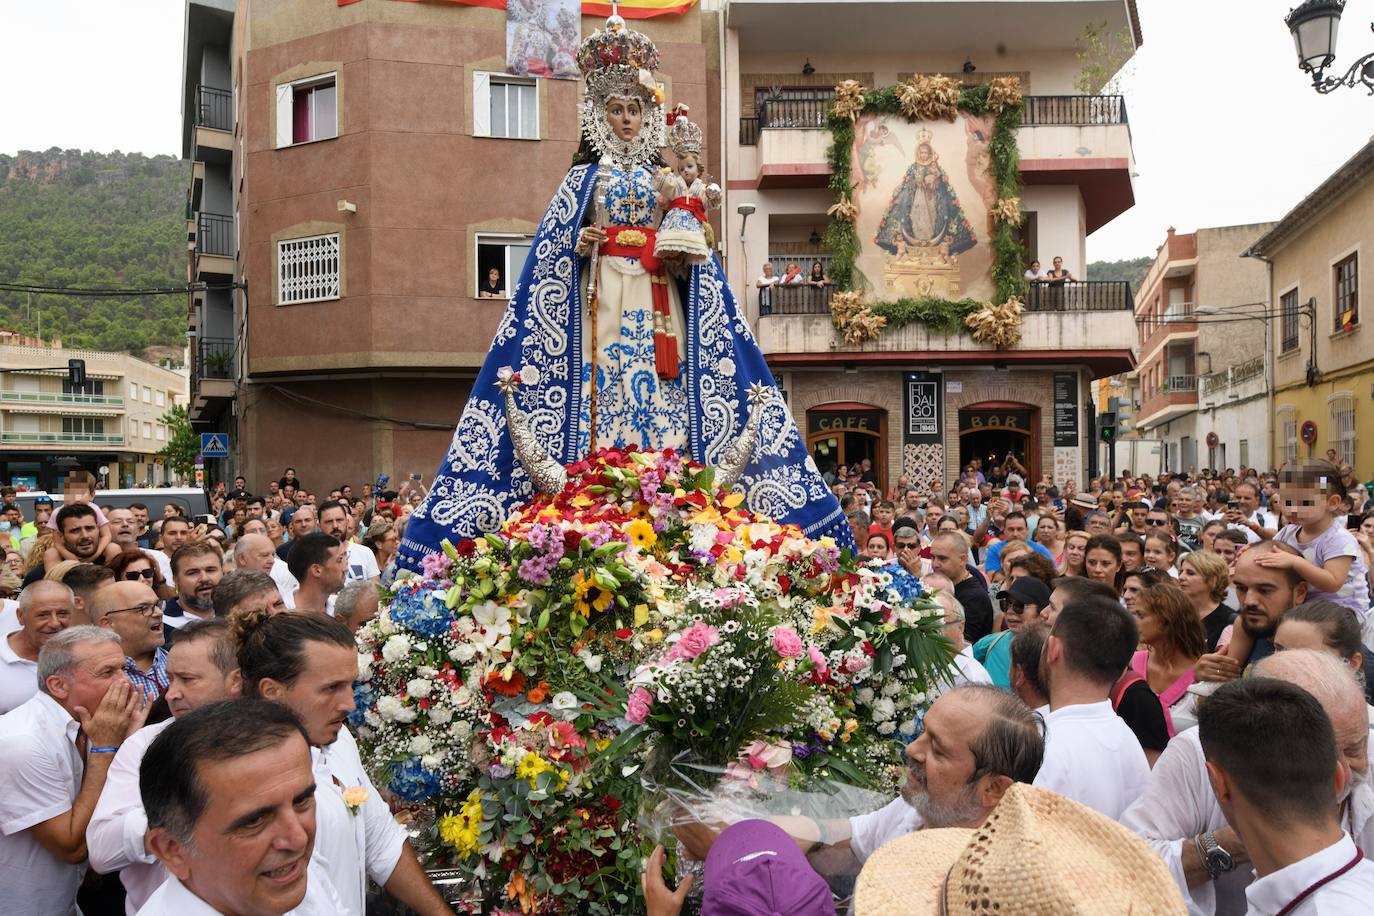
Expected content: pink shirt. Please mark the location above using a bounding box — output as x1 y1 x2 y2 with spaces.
1130 649 1195 738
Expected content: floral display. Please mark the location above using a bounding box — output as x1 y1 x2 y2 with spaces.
354 446 952 914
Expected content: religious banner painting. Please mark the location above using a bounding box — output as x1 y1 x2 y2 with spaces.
849 112 997 303
506 0 582 80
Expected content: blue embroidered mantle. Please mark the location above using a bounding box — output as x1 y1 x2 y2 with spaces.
396 164 851 572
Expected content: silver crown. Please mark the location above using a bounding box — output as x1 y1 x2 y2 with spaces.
666 105 703 159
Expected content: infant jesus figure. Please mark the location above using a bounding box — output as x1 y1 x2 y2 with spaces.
654 104 721 272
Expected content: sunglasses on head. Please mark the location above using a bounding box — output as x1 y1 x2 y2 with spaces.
123 568 156 581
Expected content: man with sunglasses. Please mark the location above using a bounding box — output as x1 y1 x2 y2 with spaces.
94 580 168 701
1146 507 1178 536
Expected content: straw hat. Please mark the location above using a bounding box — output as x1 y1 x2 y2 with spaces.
854 784 1186 915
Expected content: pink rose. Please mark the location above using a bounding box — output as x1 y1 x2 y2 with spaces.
667 622 720 661
772 626 803 658
745 740 793 772
807 645 829 677
625 687 655 724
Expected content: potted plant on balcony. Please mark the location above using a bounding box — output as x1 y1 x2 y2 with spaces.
203 351 231 376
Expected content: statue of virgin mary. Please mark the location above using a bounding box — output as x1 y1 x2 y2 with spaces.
394 12 849 572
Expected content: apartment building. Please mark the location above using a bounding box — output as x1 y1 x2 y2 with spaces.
1247 138 1373 474
721 0 1143 491
1123 222 1274 474
0 332 188 490
181 0 716 490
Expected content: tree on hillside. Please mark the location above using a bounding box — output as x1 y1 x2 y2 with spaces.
159 404 199 480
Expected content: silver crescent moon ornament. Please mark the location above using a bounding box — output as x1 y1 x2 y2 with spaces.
497 366 568 496
716 383 770 492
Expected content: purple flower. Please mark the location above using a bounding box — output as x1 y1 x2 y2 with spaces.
585 522 613 547
421 552 453 581
518 555 552 585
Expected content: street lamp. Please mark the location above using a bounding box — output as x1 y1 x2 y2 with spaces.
1285 0 1374 93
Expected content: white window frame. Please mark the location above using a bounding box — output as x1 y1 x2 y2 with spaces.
155 390 165 407
129 381 139 400
142 386 152 404
1279 408 1298 468
473 72 539 140
277 233 342 306
143 421 153 440
1239 439 1249 469
275 72 338 149
130 418 139 439
473 233 535 299
156 424 166 441
1328 392 1355 467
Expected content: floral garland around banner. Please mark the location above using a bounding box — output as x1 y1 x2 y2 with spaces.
824 76 1028 347
354 444 953 914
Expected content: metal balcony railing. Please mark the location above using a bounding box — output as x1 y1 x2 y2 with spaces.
1201 356 1265 395
0 432 125 445
1019 95 1128 126
1024 280 1133 312
0 391 124 407
196 85 233 132
196 213 234 258
739 94 1129 145
1164 375 1198 392
197 337 235 380
759 284 834 316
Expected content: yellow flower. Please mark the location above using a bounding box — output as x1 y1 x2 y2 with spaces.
625 519 657 550
341 785 368 813
645 628 664 644
572 569 615 618
633 603 650 627
438 789 484 858
515 752 568 791
721 492 745 509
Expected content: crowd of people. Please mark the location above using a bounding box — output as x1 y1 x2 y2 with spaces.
2 455 1374 913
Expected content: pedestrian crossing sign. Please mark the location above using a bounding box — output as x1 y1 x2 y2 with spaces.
200 433 229 458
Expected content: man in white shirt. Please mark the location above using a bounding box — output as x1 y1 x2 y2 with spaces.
929 590 993 692
0 626 148 916
668 685 1045 881
87 618 243 914
0 581 74 714
285 533 347 616
1122 648 1374 916
317 501 379 584
138 698 347 916
1033 592 1150 819
244 612 451 915
1226 482 1278 544
150 515 192 586
1198 675 1374 915
232 533 297 606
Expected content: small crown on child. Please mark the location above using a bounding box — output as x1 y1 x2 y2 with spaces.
666 104 703 158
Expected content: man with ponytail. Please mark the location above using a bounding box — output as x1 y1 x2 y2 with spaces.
233 609 452 916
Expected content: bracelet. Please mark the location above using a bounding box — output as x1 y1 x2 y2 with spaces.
89 746 120 754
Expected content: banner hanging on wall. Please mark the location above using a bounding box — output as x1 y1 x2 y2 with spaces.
338 0 699 19
507 0 581 79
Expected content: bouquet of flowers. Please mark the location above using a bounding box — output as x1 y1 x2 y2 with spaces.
354 445 953 914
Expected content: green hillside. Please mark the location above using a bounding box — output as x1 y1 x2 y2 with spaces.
1086 255 1151 295
0 149 189 353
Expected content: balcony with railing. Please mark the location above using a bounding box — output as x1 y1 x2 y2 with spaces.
1136 349 1200 429
192 85 233 162
0 390 124 408
191 336 235 421
192 212 234 277
1201 355 1266 397
759 284 833 316
1139 300 1199 353
1024 281 1133 312
737 90 1134 227
0 431 125 446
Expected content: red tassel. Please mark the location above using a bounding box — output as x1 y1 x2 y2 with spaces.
655 332 679 379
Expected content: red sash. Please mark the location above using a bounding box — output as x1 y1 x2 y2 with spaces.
600 226 677 379
668 196 707 223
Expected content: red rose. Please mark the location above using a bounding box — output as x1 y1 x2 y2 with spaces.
777 574 792 593
564 529 584 550
614 628 633 640
454 539 476 558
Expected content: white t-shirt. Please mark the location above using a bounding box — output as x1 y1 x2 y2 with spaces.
0 693 87 916
1033 700 1150 821
1244 833 1374 916
311 727 406 916
134 867 347 916
0 631 39 715
88 720 172 915
146 548 174 586
1228 510 1278 544
344 542 379 583
0 599 19 634
848 796 924 864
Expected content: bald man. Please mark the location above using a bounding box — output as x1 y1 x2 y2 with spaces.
94 580 168 701
1123 648 1371 914
235 533 297 607
0 581 75 713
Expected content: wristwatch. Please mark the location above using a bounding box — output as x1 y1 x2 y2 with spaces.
1196 831 1235 880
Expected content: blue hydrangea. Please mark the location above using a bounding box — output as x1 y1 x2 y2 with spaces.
347 680 376 732
387 756 443 802
885 565 924 604
389 584 453 639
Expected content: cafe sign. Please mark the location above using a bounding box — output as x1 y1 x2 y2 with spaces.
807 410 883 436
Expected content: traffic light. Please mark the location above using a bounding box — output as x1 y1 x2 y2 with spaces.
1099 411 1117 443
68 358 86 388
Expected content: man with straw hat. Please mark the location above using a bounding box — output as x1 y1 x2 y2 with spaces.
854 783 1188 914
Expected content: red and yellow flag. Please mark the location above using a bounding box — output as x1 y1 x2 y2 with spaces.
337 0 698 18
